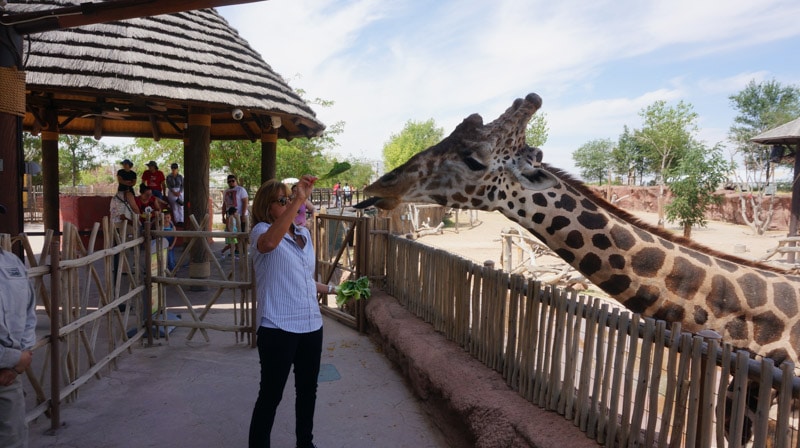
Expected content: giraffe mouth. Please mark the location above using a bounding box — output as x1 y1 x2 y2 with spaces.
353 196 401 210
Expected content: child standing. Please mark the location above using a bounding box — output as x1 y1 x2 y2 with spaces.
162 210 177 271
221 207 239 260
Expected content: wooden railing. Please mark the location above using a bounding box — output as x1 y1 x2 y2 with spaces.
380 234 800 447
2 219 146 433
313 213 387 332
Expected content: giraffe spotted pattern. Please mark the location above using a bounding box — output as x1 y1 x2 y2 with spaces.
360 92 800 368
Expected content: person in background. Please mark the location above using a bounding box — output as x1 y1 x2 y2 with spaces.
165 163 185 226
0 236 37 448
342 182 352 206
135 184 167 228
220 207 239 260
332 181 340 207
248 176 338 448
116 159 140 216
291 184 316 230
223 174 249 231
142 161 166 199
161 209 177 271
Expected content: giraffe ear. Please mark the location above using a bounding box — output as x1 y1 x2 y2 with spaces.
518 167 559 191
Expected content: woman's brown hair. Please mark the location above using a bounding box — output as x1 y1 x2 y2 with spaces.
251 179 288 225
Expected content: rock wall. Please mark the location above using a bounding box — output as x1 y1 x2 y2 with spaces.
366 292 602 448
588 185 793 231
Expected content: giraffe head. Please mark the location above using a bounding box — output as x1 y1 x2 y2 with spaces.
357 93 559 211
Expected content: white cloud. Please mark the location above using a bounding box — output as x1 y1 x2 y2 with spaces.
696 71 772 95
219 0 800 177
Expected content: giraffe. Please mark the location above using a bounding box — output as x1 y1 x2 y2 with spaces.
357 93 799 443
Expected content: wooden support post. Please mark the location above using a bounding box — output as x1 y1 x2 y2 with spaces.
185 107 211 283
788 143 800 263
261 130 277 184
48 238 61 433
0 26 24 242
144 221 154 346
41 130 60 234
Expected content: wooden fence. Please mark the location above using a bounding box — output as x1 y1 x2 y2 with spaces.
380 234 800 447
11 209 800 446
2 219 147 433
2 211 377 434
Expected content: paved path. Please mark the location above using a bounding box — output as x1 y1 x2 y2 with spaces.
28 312 449 448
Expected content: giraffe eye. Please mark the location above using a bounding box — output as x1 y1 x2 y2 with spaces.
379 171 398 186
464 156 487 171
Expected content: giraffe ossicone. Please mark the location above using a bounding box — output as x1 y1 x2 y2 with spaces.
359 93 800 368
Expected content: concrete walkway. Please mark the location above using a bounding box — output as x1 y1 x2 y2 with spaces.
27 311 449 448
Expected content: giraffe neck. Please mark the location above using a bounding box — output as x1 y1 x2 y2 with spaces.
499 170 800 366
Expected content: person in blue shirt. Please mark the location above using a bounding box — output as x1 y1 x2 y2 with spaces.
161 210 177 271
247 176 337 448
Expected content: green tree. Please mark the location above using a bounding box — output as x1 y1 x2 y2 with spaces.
612 126 649 185
729 79 800 149
206 120 348 193
211 140 261 192
728 79 800 234
382 119 444 171
58 135 105 187
634 100 698 226
572 139 615 184
131 138 184 169
525 112 549 147
276 120 346 187
665 144 730 238
22 133 43 185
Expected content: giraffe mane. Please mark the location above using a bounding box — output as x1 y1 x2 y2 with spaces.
546 165 792 275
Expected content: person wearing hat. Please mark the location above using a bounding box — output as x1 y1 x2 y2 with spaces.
165 163 185 226
115 159 140 218
142 161 166 200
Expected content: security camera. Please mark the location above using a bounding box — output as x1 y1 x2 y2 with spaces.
231 109 244 121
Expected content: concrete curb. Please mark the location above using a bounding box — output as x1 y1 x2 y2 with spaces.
365 291 600 448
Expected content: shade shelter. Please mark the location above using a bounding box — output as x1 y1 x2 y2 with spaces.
752 117 800 261
1 0 325 240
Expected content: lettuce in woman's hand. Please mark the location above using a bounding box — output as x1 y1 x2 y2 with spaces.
336 276 371 307
319 162 351 181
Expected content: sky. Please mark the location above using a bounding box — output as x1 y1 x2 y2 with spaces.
218 0 800 178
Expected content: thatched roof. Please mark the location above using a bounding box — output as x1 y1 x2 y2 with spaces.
751 117 800 146
5 1 325 141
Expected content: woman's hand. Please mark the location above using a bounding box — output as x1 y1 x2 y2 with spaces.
293 175 317 201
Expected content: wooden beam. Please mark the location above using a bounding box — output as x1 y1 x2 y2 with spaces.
149 114 161 141
11 0 265 34
261 131 277 184
238 120 257 142
93 115 103 140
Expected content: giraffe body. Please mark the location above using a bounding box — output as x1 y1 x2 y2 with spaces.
360 93 800 366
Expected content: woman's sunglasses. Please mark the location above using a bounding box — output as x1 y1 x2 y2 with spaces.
273 196 290 206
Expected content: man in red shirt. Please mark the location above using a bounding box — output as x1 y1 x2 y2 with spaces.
142 161 166 199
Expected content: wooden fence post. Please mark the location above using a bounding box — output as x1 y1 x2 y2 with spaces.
47 238 61 434
697 329 722 447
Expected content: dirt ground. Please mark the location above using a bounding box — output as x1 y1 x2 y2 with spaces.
416 209 791 276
